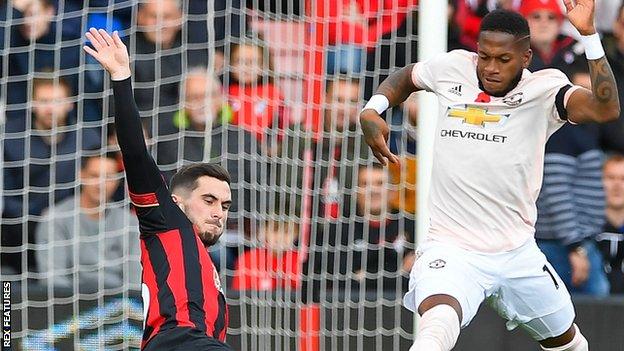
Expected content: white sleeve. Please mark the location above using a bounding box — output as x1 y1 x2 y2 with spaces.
411 51 457 93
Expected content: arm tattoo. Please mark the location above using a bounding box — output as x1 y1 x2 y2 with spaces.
588 57 619 107
376 64 418 106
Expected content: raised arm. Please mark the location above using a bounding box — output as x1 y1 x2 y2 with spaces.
360 64 420 165
83 28 163 195
562 0 620 124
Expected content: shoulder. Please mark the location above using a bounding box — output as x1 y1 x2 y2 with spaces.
41 198 76 224
447 49 477 61
419 49 476 67
529 68 569 81
522 68 574 98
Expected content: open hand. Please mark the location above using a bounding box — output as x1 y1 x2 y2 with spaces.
83 28 131 80
563 0 596 35
360 110 399 166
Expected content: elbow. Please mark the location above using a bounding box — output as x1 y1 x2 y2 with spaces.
604 106 620 122
595 104 620 123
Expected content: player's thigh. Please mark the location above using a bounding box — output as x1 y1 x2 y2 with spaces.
495 241 574 340
521 302 575 341
404 241 488 328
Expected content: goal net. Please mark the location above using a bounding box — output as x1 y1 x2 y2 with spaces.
1 0 419 349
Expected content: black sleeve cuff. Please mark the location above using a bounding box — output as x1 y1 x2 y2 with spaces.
555 84 573 121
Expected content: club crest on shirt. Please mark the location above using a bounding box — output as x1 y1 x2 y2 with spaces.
502 92 523 107
428 259 446 269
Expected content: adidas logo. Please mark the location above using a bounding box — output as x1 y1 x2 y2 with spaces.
448 84 462 96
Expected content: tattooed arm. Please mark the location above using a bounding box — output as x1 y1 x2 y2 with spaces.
360 64 421 165
565 57 621 123
563 0 620 123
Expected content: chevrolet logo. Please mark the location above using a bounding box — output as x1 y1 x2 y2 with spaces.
447 106 505 127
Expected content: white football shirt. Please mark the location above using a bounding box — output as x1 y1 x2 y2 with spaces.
412 49 580 253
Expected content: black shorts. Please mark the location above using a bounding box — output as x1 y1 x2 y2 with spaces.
143 327 232 351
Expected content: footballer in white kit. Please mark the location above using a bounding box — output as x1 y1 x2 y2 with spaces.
360 3 620 351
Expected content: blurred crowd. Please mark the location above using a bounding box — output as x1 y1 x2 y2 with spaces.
1 0 623 299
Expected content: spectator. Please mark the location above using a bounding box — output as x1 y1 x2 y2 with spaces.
5 0 81 123
596 155 624 294
314 0 417 76
312 164 414 292
35 153 141 294
231 211 301 291
157 68 257 271
2 75 99 274
226 39 289 144
310 76 369 220
535 121 610 297
188 0 245 74
133 0 207 133
520 0 581 72
157 68 236 166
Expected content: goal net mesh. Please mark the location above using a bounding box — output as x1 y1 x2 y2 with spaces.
1 1 418 349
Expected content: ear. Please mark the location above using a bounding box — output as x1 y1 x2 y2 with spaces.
523 49 533 69
171 194 184 210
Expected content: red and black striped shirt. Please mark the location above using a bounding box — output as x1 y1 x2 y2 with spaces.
112 78 228 350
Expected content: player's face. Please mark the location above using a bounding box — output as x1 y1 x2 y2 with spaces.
184 74 223 127
137 0 182 47
182 176 232 246
80 157 120 207
477 31 531 97
604 161 624 210
33 84 73 130
356 167 387 217
324 80 360 132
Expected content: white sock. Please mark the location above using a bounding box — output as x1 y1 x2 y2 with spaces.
541 325 588 351
409 304 461 351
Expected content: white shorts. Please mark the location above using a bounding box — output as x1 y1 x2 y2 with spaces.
403 239 575 341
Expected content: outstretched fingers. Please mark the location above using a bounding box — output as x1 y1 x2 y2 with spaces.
112 31 124 48
98 29 115 47
370 137 398 166
87 27 107 49
82 45 98 58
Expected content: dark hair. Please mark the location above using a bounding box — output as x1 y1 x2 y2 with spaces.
170 163 231 194
604 154 624 170
81 152 119 170
480 9 530 39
